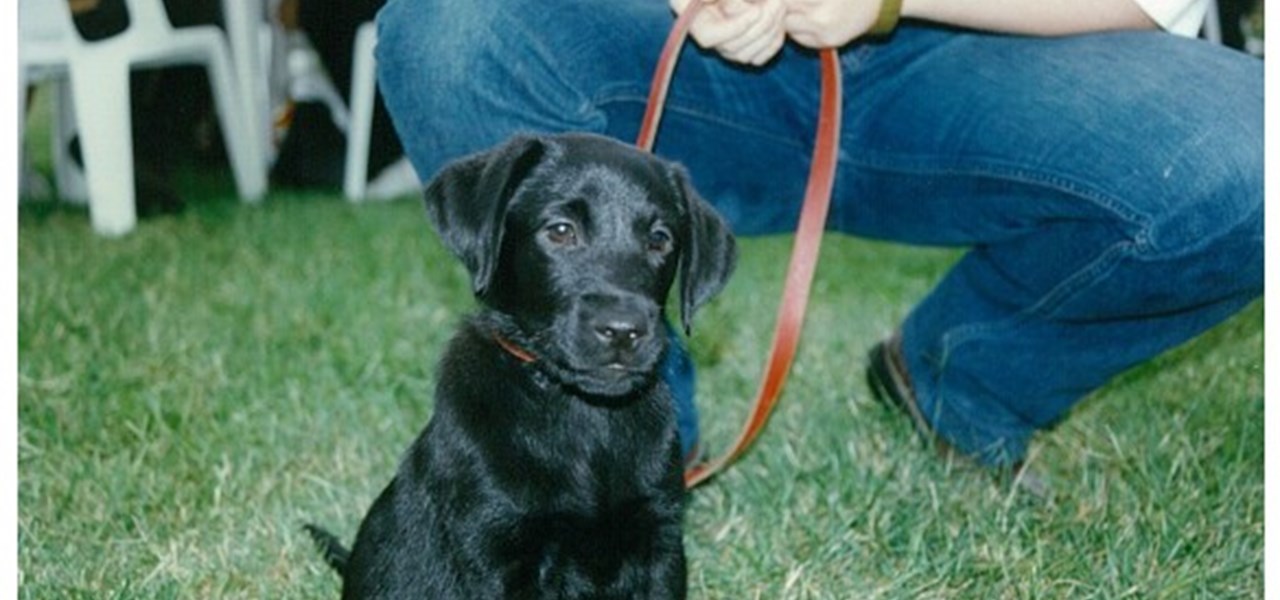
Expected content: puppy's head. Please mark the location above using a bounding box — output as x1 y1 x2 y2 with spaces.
424 133 736 397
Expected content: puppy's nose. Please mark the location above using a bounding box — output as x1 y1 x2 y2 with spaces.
592 314 651 351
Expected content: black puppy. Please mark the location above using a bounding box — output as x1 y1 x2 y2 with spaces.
306 133 736 599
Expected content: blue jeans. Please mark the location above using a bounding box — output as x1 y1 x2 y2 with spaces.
375 0 1263 466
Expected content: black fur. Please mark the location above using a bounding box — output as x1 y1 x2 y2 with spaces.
306 133 736 599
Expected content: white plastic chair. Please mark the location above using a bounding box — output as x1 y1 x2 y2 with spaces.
343 21 377 202
19 0 267 236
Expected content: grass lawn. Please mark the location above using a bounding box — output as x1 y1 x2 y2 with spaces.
18 123 1262 597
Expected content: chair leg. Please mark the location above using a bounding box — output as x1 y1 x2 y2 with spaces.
69 59 137 236
206 44 266 202
52 79 89 205
19 67 28 160
343 23 377 202
220 0 272 174
1202 0 1222 44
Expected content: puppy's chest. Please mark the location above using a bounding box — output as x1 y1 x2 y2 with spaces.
522 404 668 493
488 405 677 563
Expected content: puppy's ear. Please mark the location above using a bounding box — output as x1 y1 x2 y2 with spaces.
671 166 737 334
423 136 546 296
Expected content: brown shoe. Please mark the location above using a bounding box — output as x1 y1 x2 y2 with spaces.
866 333 1050 500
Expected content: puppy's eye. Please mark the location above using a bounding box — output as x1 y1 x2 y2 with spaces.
647 227 673 254
545 222 578 247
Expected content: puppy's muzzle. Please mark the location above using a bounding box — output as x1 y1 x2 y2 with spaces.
577 293 659 365
592 308 651 352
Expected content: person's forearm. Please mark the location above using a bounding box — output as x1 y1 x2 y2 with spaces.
900 0 1159 36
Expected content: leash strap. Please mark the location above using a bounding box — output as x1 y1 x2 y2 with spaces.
636 1 842 489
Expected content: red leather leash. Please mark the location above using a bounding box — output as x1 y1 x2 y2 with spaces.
636 1 843 489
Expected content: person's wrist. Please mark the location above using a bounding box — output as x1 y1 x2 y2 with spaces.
868 0 903 35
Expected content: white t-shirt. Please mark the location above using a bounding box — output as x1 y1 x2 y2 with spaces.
1133 0 1210 36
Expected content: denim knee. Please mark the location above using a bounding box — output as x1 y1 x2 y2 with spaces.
376 0 613 179
378 0 547 93
1133 130 1263 309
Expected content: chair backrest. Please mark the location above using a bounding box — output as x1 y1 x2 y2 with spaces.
121 0 181 40
19 0 78 47
20 0 185 51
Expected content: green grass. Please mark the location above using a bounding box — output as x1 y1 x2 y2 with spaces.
18 142 1262 596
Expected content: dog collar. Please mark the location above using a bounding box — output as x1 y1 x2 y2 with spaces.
493 334 537 364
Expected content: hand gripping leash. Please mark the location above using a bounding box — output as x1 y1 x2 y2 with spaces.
635 0 843 489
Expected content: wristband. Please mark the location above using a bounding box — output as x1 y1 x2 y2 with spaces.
869 0 903 36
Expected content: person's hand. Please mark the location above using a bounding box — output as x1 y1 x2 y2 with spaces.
670 0 788 66
783 0 880 49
